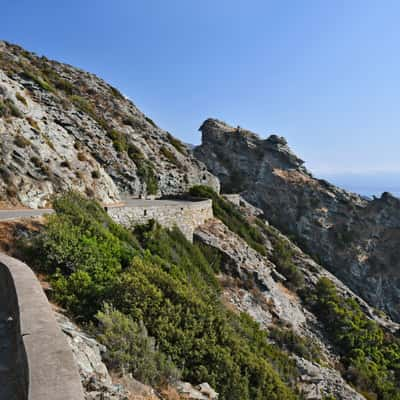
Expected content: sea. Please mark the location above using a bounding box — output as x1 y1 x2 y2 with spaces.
317 172 400 199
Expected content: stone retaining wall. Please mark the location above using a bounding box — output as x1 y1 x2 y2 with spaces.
0 253 84 400
108 199 213 241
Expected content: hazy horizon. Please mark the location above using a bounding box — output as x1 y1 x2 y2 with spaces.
311 171 400 198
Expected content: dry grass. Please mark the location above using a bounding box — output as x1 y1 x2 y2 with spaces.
0 218 43 254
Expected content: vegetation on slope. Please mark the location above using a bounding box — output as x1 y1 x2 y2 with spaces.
190 185 400 399
22 192 299 400
189 185 267 255
303 277 400 400
190 185 305 290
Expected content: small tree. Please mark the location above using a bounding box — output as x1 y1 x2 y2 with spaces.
95 304 181 386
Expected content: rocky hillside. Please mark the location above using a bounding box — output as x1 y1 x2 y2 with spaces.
3 40 400 399
0 41 218 207
194 118 400 322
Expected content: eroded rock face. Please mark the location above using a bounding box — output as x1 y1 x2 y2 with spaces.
56 312 130 400
195 118 400 322
0 41 219 207
194 216 369 400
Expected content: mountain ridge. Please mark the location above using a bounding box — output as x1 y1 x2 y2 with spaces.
194 118 400 322
2 41 400 400
0 40 219 207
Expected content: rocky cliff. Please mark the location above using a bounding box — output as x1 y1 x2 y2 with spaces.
195 118 400 322
0 41 219 207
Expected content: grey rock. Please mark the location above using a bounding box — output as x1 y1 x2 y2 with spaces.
195 118 400 322
55 312 129 400
0 41 219 208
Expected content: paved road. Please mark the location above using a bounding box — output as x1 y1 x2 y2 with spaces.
0 199 201 221
0 208 53 221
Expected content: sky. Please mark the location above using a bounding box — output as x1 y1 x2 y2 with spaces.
2 0 400 194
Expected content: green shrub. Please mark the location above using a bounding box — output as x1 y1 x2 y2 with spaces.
270 238 304 290
303 277 400 399
60 160 71 169
122 116 145 130
127 143 144 161
136 159 158 195
21 193 299 400
189 186 267 255
21 70 54 92
53 78 75 95
71 95 97 119
91 170 101 179
26 116 40 131
166 132 186 154
16 92 28 106
161 146 181 166
268 326 321 362
145 116 157 127
109 86 123 99
14 134 31 148
7 98 22 117
96 304 181 386
0 98 23 118
107 129 127 152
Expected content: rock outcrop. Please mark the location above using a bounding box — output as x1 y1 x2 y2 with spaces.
56 312 131 400
0 41 219 207
195 118 400 322
194 214 371 399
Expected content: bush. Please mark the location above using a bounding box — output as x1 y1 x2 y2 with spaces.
14 134 31 148
7 98 22 117
166 132 186 154
21 70 54 92
107 129 127 152
0 98 23 118
270 238 304 290
71 95 97 120
91 170 101 179
16 92 28 106
54 78 75 95
96 304 181 386
303 277 400 399
136 159 158 195
190 186 267 255
161 146 181 167
127 143 144 161
26 116 40 131
21 193 298 400
145 116 157 127
60 160 71 169
268 326 321 362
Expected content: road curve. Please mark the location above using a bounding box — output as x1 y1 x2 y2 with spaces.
0 199 203 221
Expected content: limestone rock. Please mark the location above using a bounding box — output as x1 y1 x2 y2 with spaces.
195 118 400 322
56 312 130 400
0 41 219 208
194 211 380 400
176 381 218 400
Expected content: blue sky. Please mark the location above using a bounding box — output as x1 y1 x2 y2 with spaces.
2 0 400 183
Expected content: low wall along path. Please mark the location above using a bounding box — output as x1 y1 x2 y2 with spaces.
0 253 84 400
108 199 213 241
